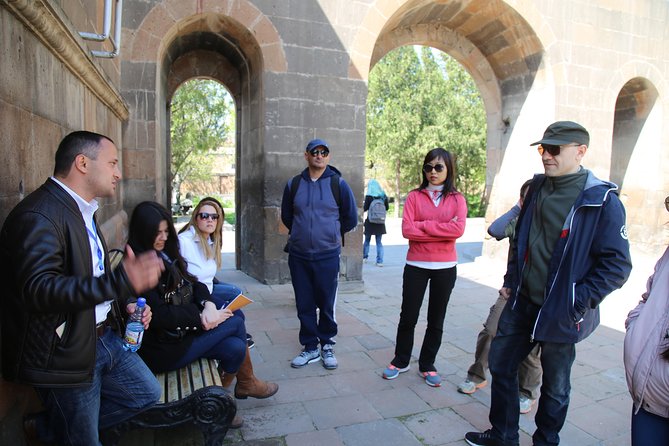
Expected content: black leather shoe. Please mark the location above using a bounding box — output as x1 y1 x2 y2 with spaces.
465 430 505 446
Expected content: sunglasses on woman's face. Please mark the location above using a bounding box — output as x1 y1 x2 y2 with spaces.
197 212 219 220
423 163 445 173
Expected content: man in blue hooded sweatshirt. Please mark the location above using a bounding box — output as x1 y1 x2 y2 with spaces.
281 139 357 370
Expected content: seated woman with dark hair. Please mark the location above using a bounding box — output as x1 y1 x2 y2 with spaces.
127 202 277 427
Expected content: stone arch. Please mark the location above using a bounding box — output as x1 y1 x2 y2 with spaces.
349 0 547 236
606 64 669 250
120 1 287 277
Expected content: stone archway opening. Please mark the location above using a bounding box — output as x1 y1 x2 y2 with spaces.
611 77 663 250
363 0 545 258
611 77 659 188
159 16 264 274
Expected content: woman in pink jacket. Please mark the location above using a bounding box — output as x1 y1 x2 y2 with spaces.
382 148 467 387
624 197 669 444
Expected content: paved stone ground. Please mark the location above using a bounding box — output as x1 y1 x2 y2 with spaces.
149 218 659 446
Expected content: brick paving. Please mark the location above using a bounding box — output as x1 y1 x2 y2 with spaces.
163 218 658 445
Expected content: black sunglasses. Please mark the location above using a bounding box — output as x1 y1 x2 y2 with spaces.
537 144 561 156
309 148 329 157
665 196 669 212
197 212 219 220
423 163 445 173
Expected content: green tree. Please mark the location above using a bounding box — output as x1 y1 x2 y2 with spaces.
366 46 487 216
170 79 234 204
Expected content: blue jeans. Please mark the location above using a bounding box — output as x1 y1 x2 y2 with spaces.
363 233 384 264
172 313 247 374
392 264 456 372
210 282 246 321
632 406 669 445
34 328 161 446
288 253 340 351
488 298 575 446
211 282 242 305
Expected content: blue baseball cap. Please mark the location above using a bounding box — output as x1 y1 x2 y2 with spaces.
306 139 329 152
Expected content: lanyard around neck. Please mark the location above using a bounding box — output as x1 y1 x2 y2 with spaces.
86 219 104 273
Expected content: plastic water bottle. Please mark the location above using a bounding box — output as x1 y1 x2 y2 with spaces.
123 298 146 352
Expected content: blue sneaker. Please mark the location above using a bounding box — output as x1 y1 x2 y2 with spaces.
419 371 442 387
382 364 410 379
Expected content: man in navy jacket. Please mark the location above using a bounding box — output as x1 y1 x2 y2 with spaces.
281 138 357 370
466 121 632 446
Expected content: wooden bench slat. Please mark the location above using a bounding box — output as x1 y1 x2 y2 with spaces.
166 370 179 403
200 358 217 387
179 366 192 399
190 359 204 392
154 372 166 404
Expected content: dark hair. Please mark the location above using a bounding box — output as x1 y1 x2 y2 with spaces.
418 148 457 196
520 179 533 201
53 131 114 177
127 201 196 289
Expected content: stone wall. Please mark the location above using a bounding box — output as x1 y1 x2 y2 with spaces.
1 0 669 442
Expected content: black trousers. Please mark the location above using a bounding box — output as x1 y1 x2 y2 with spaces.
391 264 457 372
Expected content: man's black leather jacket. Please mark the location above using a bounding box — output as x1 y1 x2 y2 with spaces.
0 179 136 387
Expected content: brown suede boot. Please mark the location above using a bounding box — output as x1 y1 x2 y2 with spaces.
234 347 279 399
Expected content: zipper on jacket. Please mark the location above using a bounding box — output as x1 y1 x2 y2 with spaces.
530 201 603 340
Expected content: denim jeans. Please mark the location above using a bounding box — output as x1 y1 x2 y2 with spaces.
34 327 161 445
466 293 542 399
363 233 384 264
632 406 669 446
210 282 246 320
488 298 575 446
172 313 247 374
211 282 242 305
288 253 340 351
392 264 456 372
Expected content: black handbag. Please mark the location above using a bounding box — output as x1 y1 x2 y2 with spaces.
158 263 194 342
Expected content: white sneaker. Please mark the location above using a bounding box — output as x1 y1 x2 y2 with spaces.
321 344 338 370
291 349 320 368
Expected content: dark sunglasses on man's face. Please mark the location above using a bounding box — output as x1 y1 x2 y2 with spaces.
197 212 219 220
423 163 445 173
309 148 329 157
537 144 562 157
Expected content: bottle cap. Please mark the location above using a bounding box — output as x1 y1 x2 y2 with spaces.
137 297 146 306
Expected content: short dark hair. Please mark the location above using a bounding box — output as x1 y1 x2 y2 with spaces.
53 131 114 177
418 148 458 195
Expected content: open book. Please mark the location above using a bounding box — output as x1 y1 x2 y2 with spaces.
224 293 253 312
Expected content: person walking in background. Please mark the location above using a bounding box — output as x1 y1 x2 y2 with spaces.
0 131 164 445
458 179 542 415
624 195 669 445
281 138 358 370
363 179 389 267
178 197 255 348
382 148 467 387
465 121 632 446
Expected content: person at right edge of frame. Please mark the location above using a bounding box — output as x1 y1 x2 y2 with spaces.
623 194 669 446
465 121 633 446
281 138 357 371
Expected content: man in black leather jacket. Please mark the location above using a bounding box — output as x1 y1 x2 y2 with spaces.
0 131 165 445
